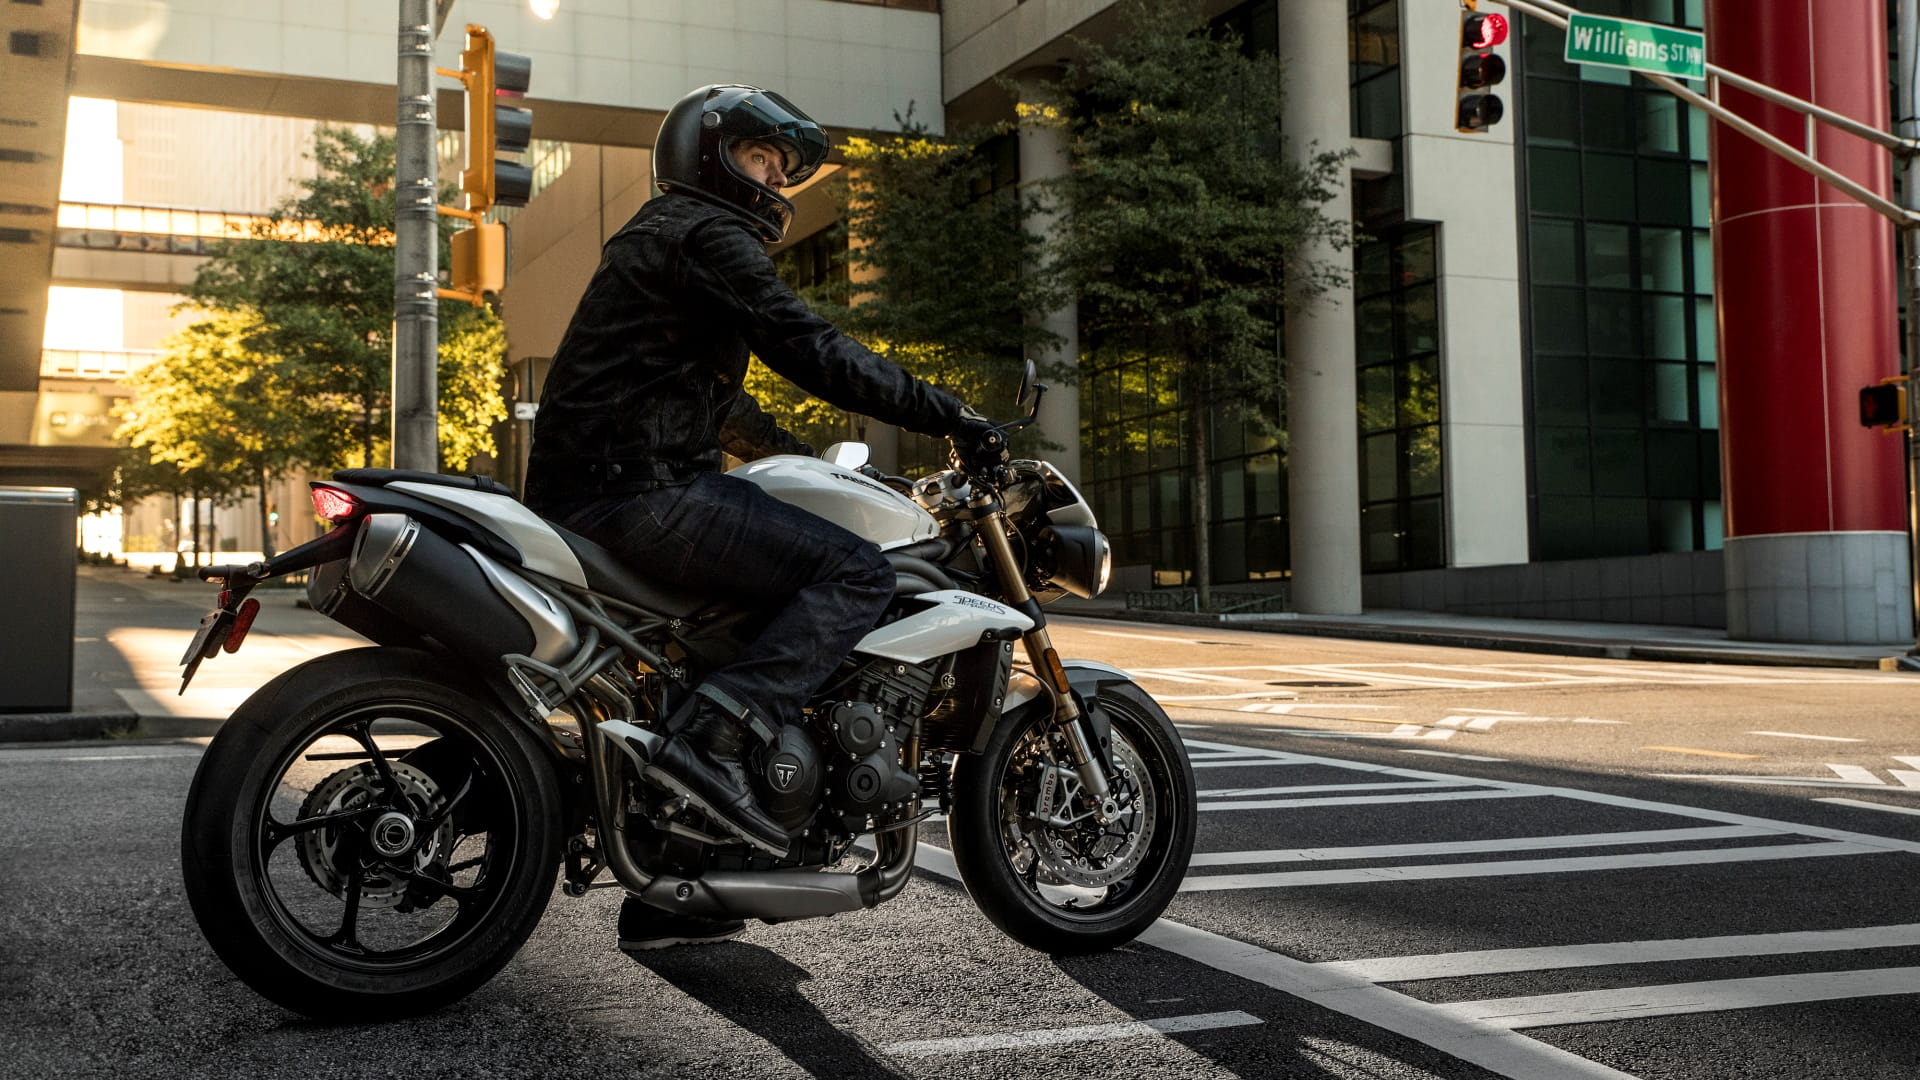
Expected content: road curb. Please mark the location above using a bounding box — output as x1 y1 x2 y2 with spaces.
0 711 226 743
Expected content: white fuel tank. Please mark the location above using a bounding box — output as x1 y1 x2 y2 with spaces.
730 454 939 550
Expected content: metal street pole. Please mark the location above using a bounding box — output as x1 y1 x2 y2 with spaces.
1899 0 1920 664
393 0 440 471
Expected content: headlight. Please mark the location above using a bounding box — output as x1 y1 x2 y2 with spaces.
1036 525 1111 600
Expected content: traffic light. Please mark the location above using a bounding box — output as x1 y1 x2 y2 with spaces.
458 24 533 212
1860 379 1908 430
448 222 508 298
1456 2 1509 134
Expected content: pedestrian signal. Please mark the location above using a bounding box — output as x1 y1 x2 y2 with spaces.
1859 381 1908 430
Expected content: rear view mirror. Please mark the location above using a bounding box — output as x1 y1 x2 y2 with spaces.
1016 359 1039 409
823 442 870 470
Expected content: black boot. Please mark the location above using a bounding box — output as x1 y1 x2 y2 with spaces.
648 699 791 857
617 896 745 953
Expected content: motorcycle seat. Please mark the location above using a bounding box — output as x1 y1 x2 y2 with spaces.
548 523 711 619
333 467 517 498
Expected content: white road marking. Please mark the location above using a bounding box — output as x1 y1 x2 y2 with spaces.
1177 842 1873 892
916 742 1920 1078
1434 967 1920 1029
1225 702 1399 712
1199 789 1542 812
1135 668 1255 685
1817 797 1920 817
1438 716 1622 731
1182 753 1320 760
1135 921 1639 1079
1197 780 1474 799
1083 628 1210 645
1749 731 1865 742
1187 826 1778 868
1317 924 1920 982
906 843 1636 1080
1400 750 1509 761
1660 759 1920 792
880 1010 1263 1058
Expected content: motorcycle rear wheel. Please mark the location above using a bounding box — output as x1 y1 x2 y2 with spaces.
181 647 561 1020
948 680 1195 954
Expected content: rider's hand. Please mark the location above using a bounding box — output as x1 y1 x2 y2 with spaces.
949 407 1009 475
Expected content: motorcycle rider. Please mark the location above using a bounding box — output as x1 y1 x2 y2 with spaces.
523 85 1003 950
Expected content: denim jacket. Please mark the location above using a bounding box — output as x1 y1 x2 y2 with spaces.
524 194 964 509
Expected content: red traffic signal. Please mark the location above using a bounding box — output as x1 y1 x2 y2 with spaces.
1464 13 1509 50
1456 9 1509 134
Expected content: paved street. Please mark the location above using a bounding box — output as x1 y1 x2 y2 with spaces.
3 583 1919 1079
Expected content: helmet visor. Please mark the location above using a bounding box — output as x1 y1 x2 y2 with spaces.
713 90 830 183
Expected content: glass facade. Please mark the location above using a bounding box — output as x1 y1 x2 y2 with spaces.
1355 224 1444 572
1081 356 1288 586
1348 0 1402 140
1519 0 1722 561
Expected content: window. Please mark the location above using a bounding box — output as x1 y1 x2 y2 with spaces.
1518 1 1719 559
1349 0 1402 139
1354 223 1445 572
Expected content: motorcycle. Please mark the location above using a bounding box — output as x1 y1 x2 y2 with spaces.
177 363 1196 1019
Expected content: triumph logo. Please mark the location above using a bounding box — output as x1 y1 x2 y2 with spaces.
772 761 798 790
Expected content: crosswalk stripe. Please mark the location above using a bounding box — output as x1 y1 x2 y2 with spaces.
1186 826 1778 868
1197 789 1538 812
1434 967 1920 1029
880 1010 1263 1058
1318 924 1920 982
1177 841 1875 891
1197 781 1472 799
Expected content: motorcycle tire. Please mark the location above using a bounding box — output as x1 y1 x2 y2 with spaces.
948 679 1195 954
181 647 562 1020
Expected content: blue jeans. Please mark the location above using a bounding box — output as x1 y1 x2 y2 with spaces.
553 471 894 727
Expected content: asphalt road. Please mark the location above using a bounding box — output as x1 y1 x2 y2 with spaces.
4 605 1919 1079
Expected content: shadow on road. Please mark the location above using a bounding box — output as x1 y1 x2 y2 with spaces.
629 942 907 1080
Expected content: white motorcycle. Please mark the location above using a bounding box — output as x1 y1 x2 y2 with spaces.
177 364 1196 1019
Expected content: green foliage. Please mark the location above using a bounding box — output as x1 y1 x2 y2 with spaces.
1050 0 1351 407
1047 0 1352 593
765 117 1060 470
114 310 319 557
182 126 506 472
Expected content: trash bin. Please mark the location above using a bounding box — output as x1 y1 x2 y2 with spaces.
0 486 77 713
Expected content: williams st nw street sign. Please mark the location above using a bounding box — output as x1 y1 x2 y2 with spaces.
1564 12 1706 80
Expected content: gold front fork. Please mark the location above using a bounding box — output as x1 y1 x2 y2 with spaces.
973 505 1117 815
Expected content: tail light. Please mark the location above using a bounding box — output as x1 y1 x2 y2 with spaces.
311 486 362 522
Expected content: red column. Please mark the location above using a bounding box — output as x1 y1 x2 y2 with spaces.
1707 0 1903 537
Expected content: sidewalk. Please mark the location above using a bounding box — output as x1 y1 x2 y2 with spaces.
2 564 1910 744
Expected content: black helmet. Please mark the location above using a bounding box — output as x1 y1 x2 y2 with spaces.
653 84 830 243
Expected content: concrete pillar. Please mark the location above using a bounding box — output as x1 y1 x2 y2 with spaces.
1278 3 1362 614
1707 0 1912 644
1014 68 1081 481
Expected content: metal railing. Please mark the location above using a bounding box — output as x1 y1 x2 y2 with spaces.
54 201 394 254
1125 588 1292 615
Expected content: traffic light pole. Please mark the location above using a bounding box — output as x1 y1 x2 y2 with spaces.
1899 0 1920 663
393 0 441 472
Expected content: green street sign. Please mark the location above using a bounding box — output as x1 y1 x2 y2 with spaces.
1564 13 1706 81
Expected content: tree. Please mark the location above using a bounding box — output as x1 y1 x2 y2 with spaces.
115 310 314 560
185 126 506 473
765 117 1060 471
1048 0 1351 605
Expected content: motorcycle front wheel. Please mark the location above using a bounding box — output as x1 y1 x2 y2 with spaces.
181 647 562 1020
948 680 1195 953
